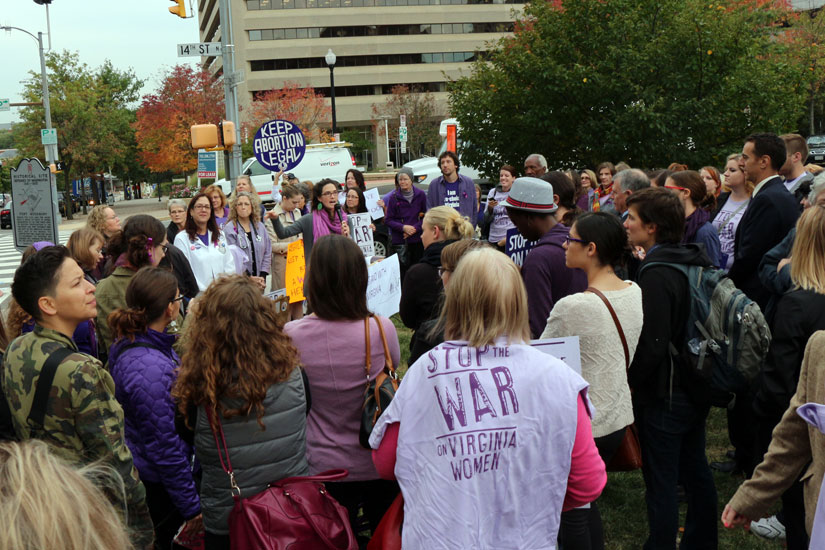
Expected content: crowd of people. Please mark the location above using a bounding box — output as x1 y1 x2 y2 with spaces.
0 130 823 550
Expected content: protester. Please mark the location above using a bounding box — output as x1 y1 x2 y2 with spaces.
173 192 236 294
266 185 303 294
653 169 673 188
579 168 598 210
426 151 477 225
4 246 153 547
204 184 229 228
296 182 311 214
745 205 825 548
108 267 201 549
481 164 517 250
722 331 825 545
370 247 606 548
225 191 271 292
345 168 366 192
399 206 474 353
542 212 642 550
271 179 352 263
86 204 121 242
166 198 188 244
173 275 309 550
504 177 587 338
728 133 800 310
545 171 584 227
231 175 267 220
284 236 400 542
343 186 373 226
624 188 717 549
524 153 548 177
67 227 105 285
0 440 133 550
665 170 722 267
408 239 490 365
566 168 585 207
384 167 428 279
611 168 651 221
96 215 169 358
712 154 752 271
594 162 617 213
700 166 723 198
780 133 814 204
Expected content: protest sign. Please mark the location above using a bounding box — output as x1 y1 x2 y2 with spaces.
253 119 306 172
504 227 537 268
349 213 374 256
285 240 306 303
530 336 582 375
367 254 401 317
364 188 385 221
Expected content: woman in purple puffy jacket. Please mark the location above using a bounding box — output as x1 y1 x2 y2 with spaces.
108 266 201 549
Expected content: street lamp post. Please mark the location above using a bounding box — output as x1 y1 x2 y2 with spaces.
325 48 337 138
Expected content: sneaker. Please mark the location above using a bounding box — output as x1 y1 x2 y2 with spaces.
750 515 786 540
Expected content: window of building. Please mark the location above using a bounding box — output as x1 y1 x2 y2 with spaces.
246 21 514 41
249 51 484 71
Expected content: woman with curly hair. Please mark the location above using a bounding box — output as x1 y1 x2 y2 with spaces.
108 267 200 549
173 275 309 550
224 192 271 292
95 215 168 359
86 205 121 242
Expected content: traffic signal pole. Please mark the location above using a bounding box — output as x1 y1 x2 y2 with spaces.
218 0 242 192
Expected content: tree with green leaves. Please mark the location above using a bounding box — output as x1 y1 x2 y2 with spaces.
12 52 142 217
449 0 806 176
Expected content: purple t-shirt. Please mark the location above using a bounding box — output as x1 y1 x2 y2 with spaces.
443 181 460 211
197 233 209 247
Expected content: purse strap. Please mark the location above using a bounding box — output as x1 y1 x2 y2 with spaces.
587 287 630 370
363 315 397 385
206 407 242 498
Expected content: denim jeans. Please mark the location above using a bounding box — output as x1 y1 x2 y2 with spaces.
636 389 718 550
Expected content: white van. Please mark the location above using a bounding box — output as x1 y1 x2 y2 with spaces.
217 142 357 202
402 118 483 189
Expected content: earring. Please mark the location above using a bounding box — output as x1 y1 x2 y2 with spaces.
317 203 323 210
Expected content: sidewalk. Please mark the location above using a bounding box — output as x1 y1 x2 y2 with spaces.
59 197 170 231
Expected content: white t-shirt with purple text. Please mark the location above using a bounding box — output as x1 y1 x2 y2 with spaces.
712 197 750 271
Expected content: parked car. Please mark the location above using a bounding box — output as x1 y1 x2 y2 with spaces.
807 135 825 165
216 142 358 203
0 205 10 229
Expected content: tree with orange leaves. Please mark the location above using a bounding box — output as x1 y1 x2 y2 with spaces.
243 82 331 145
134 65 224 183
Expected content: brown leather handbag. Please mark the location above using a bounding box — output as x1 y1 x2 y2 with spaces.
359 315 399 449
587 287 643 472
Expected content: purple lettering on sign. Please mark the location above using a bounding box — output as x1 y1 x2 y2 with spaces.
435 378 467 431
469 372 498 423
491 366 519 415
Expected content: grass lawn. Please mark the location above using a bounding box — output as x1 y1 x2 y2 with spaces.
389 315 782 549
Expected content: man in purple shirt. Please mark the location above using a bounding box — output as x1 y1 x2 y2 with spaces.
426 151 477 226
505 177 587 338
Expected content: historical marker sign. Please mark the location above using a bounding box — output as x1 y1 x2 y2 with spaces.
11 158 59 252
252 119 306 173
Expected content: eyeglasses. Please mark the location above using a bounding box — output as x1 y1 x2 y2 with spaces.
437 267 452 277
664 185 688 192
193 204 211 210
320 191 337 198
172 295 185 303
161 244 169 253
565 235 588 245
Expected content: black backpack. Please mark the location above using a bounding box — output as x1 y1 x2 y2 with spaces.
0 347 74 441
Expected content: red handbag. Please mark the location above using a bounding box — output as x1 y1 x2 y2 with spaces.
208 409 358 550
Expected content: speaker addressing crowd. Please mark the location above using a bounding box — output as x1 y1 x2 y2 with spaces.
1 131 825 549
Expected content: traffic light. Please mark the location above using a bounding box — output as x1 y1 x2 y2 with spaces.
169 0 187 18
219 120 236 148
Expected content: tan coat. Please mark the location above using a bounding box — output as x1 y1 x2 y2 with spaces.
266 204 302 290
728 330 825 535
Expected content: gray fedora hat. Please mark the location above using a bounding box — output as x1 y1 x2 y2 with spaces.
504 177 557 214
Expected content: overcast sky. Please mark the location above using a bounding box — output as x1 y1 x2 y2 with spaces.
0 0 201 125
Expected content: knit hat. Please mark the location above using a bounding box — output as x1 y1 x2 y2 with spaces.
505 177 557 213
395 167 415 186
32 241 55 251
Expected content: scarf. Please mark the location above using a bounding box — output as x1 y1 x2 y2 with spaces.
400 187 415 203
312 207 347 240
593 183 613 212
683 207 710 244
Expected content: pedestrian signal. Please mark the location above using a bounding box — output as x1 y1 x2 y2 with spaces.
169 0 187 18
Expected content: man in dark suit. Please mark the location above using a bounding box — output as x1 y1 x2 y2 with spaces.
729 133 801 311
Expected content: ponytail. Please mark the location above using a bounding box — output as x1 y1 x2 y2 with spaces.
424 206 474 241
109 267 178 340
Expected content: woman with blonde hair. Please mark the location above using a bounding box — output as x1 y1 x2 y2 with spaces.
399 206 474 354
713 154 752 271
0 439 132 550
224 191 271 291
204 184 229 228
86 204 121 242
66 227 105 284
578 168 598 211
370 248 606 548
173 275 309 550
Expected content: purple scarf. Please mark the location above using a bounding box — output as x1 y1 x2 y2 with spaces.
312 208 347 240
683 207 710 244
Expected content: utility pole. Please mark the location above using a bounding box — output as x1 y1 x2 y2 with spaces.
218 0 242 192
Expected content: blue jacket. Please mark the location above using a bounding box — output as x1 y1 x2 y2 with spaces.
109 329 200 520
426 173 477 226
385 187 428 245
